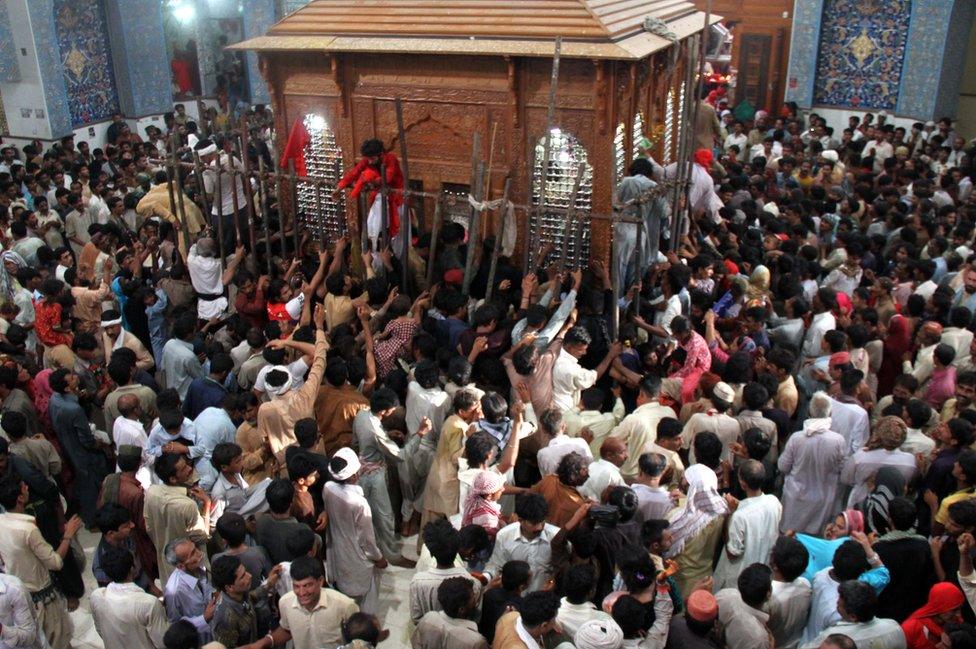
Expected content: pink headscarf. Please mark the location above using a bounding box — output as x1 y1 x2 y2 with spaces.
842 509 865 535
461 470 505 529
32 369 54 427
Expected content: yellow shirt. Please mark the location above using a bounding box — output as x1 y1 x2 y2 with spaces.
936 488 976 525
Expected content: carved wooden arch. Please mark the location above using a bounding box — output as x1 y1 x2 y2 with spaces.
388 113 469 163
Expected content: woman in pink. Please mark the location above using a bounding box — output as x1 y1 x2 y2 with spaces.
461 470 506 539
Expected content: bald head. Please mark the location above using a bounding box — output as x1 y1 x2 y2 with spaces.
599 436 627 467
196 237 216 258
117 393 142 419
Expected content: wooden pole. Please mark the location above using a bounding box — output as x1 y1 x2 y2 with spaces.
610 140 620 340
237 128 258 266
525 36 562 272
395 98 415 293
485 177 511 303
170 134 191 255
462 132 482 278
462 161 485 295
425 196 443 288
214 154 226 265
482 121 498 240
287 159 300 259
379 162 389 252
557 165 585 270
256 155 273 275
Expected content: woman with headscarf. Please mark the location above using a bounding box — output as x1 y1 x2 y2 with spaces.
664 464 729 598
841 415 916 508
856 466 908 535
878 314 913 397
796 509 864 582
745 265 771 308
901 582 965 649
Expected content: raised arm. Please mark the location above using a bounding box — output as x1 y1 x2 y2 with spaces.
221 245 246 286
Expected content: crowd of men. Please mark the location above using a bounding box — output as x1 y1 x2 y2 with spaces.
0 96 975 649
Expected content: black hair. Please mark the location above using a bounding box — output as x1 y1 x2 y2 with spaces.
423 518 460 567
290 556 325 582
638 452 667 478
210 442 242 471
770 536 808 582
294 418 318 449
369 387 399 413
464 431 496 467
341 612 381 644
657 417 682 440
154 453 185 484
563 563 595 604
0 411 26 440
163 619 201 649
100 544 135 583
266 478 295 514
94 502 132 535
501 559 532 591
480 392 508 424
519 591 559 628
514 493 549 523
612 595 649 638
438 576 475 618
742 382 769 411
215 512 248 546
832 540 869 581
838 580 877 622
211 554 242 591
285 527 319 559
738 563 773 608
693 431 723 470
888 497 917 532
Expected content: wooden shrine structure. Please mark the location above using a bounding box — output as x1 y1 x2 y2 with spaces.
233 0 718 264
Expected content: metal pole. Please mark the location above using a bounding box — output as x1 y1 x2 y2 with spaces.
485 177 511 303
256 155 273 275
425 196 443 288
314 180 326 246
526 36 562 273
271 156 287 261
191 151 212 225
462 161 485 295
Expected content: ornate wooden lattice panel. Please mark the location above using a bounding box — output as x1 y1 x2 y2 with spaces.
530 129 593 267
297 113 346 241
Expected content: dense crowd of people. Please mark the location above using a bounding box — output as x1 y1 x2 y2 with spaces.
0 96 975 649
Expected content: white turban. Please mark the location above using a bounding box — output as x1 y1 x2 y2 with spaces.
574 619 624 649
330 447 361 481
264 365 293 397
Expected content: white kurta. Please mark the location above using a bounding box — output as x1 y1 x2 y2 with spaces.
841 448 916 508
90 582 168 649
777 419 846 535
187 244 227 320
767 577 813 649
112 416 153 489
713 494 783 590
322 481 383 598
829 398 871 457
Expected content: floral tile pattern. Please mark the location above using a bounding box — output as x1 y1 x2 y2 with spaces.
53 0 120 127
812 0 912 110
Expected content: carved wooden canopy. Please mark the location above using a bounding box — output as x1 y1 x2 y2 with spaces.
232 0 716 60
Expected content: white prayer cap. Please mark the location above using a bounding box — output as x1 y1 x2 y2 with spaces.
574 619 624 649
713 381 735 403
763 202 780 217
330 447 361 481
820 149 839 163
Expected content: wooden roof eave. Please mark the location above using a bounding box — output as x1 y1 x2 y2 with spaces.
232 32 676 61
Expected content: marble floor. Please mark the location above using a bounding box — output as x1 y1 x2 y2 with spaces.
70 529 420 648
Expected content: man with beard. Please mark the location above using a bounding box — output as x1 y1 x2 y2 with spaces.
953 266 976 313
942 371 976 421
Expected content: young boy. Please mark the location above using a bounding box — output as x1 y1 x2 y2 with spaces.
478 560 531 643
209 442 271 522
